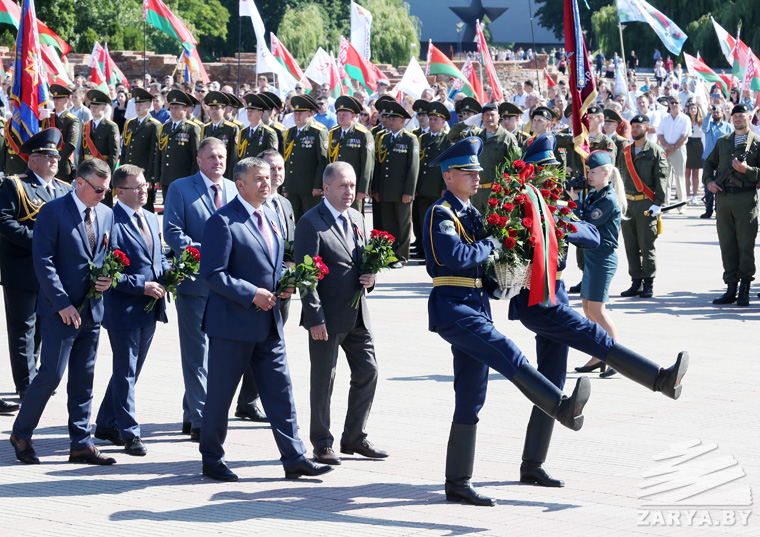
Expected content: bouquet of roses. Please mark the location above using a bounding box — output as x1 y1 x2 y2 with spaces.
348 229 397 309
257 255 329 310
77 249 129 313
145 245 200 312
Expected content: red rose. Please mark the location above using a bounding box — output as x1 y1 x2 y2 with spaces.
537 166 544 171
491 183 502 194
370 229 380 239
488 198 499 208
498 216 509 227
518 164 535 182
522 217 533 228
487 214 501 225
540 188 551 198
567 223 577 233
384 232 395 243
508 229 518 237
527 236 537 247
502 202 515 212
549 192 560 201
548 205 558 213
567 200 578 209
556 228 564 240
557 220 567 229
504 237 517 249
514 195 526 205
559 206 571 215
503 172 510 179
114 250 130 266
513 160 526 170
185 246 200 262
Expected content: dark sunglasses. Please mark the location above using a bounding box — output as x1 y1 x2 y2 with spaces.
82 176 111 195
360 112 370 117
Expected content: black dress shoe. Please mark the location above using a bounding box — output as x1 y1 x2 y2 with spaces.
203 461 239 482
10 434 39 464
389 261 404 269
69 446 116 465
124 437 147 456
182 421 192 434
599 368 617 378
520 463 565 487
190 428 201 442
285 459 334 479
313 447 341 465
16 388 26 401
340 438 389 459
234 404 269 423
574 362 606 373
94 425 124 446
0 398 20 413
699 212 713 219
568 281 582 293
445 481 496 506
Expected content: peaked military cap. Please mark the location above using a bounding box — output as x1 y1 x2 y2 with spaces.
86 89 111 106
587 105 604 115
131 87 154 103
498 102 522 117
49 84 72 99
335 95 362 114
204 91 229 107
167 89 193 107
522 133 559 165
262 91 283 109
456 97 482 115
531 106 556 121
291 94 319 112
428 101 451 121
224 92 244 109
430 136 483 172
603 108 624 123
412 99 430 115
586 150 614 169
244 93 269 110
384 99 411 119
20 127 62 156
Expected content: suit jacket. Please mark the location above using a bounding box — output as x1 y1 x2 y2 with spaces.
0 172 72 289
120 115 161 184
163 172 237 297
103 203 170 329
33 193 115 321
267 193 295 242
200 197 284 342
81 118 120 171
154 119 201 186
295 200 372 334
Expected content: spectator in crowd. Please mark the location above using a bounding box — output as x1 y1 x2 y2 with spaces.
684 99 706 205
314 96 338 130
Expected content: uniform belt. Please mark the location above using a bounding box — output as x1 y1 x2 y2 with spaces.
479 183 493 189
556 271 562 280
722 186 755 194
433 276 483 288
625 193 648 201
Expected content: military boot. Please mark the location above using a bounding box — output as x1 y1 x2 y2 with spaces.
713 282 737 305
639 278 654 298
444 423 496 506
604 344 689 400
620 279 643 297
520 407 564 487
736 279 751 307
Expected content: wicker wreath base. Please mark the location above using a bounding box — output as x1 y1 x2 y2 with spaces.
494 262 532 290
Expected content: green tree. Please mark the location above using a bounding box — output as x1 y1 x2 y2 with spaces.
277 5 328 66
360 0 420 65
590 5 620 58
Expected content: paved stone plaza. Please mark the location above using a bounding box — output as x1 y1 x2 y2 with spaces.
0 203 757 536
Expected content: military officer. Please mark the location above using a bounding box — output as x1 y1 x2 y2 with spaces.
499 102 528 147
704 103 760 307
223 92 246 129
185 93 205 128
41 84 80 183
201 91 239 179
413 101 452 259
120 88 161 212
558 105 616 176
81 90 119 206
154 90 200 201
602 108 630 161
619 115 669 299
237 93 278 161
448 97 483 142
369 97 395 231
327 96 374 213
1 112 28 177
372 100 419 267
283 94 328 222
261 92 287 157
411 99 430 137
526 107 566 170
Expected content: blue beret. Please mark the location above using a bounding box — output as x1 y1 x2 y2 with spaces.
430 136 483 172
586 150 614 169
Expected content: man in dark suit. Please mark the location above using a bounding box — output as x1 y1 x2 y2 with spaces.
0 129 72 409
81 90 120 207
120 88 161 212
41 85 80 183
199 156 332 482
10 158 118 465
295 161 388 466
155 90 201 201
94 164 170 456
163 138 238 441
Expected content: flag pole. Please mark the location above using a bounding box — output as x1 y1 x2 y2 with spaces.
527 0 540 93
237 16 242 94
615 0 627 79
143 20 147 84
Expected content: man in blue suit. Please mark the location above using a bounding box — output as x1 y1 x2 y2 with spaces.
199 157 332 482
94 164 171 456
163 137 239 441
10 158 118 465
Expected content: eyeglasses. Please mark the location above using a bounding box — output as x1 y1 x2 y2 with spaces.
295 87 303 90
118 182 149 191
81 176 111 195
360 112 370 117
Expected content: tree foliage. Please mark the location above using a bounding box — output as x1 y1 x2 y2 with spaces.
277 5 328 66
361 0 420 66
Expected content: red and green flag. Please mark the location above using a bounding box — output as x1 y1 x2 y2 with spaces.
271 32 311 90
730 32 760 91
0 0 71 56
475 20 503 100
711 16 735 67
143 0 198 47
455 57 484 103
425 41 476 97
0 0 19 28
87 42 109 93
40 44 72 86
684 53 728 97
103 43 129 88
339 35 386 93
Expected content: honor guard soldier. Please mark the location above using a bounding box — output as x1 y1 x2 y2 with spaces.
602 109 630 160
411 99 430 137
619 115 669 299
223 92 246 129
283 94 328 221
81 89 119 206
0 128 72 406
369 96 394 230
261 92 287 156
120 88 161 211
155 90 200 201
202 91 239 178
557 105 616 176
185 93 204 128
499 102 528 147
372 99 419 267
371 95 394 141
704 103 760 307
413 101 452 259
238 93 278 160
41 84 80 183
1 114 28 177
448 97 483 142
327 96 374 212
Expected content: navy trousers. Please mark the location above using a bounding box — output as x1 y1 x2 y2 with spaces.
3 286 40 392
175 293 208 428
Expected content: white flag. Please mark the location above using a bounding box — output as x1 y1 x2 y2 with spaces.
350 1 372 60
396 57 430 99
239 0 265 40
304 47 335 86
239 0 296 92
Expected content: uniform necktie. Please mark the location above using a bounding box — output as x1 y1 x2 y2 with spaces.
340 214 355 256
84 207 96 252
46 183 56 199
135 212 153 253
211 184 222 210
254 211 274 258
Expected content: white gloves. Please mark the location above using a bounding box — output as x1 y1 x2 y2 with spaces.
464 113 482 126
488 237 502 250
648 204 662 216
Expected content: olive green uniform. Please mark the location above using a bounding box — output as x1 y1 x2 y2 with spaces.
121 115 161 210
414 130 451 255
327 123 374 212
154 119 200 196
447 123 483 144
267 121 287 157
237 122 278 160
620 140 669 279
283 120 328 222
1 129 30 177
42 110 80 182
201 120 239 179
703 132 760 283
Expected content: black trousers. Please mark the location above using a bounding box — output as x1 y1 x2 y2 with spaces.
2 286 40 392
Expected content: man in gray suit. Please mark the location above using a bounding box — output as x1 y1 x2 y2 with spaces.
294 162 388 466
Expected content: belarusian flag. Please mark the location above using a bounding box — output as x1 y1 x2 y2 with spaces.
271 33 311 90
339 35 386 93
684 52 728 97
143 0 198 47
103 43 129 88
459 57 484 103
475 20 502 100
730 32 760 90
740 47 760 94
711 16 735 66
0 0 18 27
181 44 210 84
87 43 109 92
426 41 475 97
544 68 557 87
0 0 71 56
304 47 344 99
40 43 72 86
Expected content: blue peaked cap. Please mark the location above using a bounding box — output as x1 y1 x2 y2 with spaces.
522 133 559 165
430 136 484 172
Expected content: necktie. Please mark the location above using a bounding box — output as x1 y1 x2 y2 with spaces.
47 183 56 199
340 130 346 141
172 122 179 131
211 184 222 210
135 212 153 253
254 211 274 258
341 214 355 256
84 207 96 252
271 196 285 230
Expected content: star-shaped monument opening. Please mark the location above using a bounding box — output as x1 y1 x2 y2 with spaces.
450 0 508 44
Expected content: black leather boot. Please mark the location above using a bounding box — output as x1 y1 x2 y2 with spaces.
639 278 654 298
568 281 582 293
736 279 751 307
620 279 643 297
512 363 591 431
713 282 737 305
520 407 564 487
604 344 689 400
444 423 496 506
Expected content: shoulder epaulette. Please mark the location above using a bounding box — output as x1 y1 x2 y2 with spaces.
271 122 286 132
261 124 275 133
354 124 369 134
329 125 340 133
224 120 237 128
310 122 327 131
54 177 70 185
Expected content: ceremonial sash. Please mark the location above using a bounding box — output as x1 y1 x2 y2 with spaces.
122 119 134 149
83 121 106 161
6 130 29 163
523 184 558 307
428 202 474 267
623 145 655 202
237 130 248 159
283 129 295 162
327 129 340 163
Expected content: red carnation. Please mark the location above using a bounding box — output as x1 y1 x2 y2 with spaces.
522 217 533 228
560 206 571 215
384 232 396 243
504 237 517 250
567 200 578 209
498 216 509 228
114 250 130 267
488 198 499 208
491 183 502 194
557 220 567 229
487 214 501 225
185 246 200 262
567 223 577 233
508 229 518 237
513 160 526 170
502 202 515 212
549 192 560 201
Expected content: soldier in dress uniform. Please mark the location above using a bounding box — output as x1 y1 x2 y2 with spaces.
524 107 566 169
619 115 669 299
120 88 161 212
0 128 72 407
411 99 430 138
372 100 419 267
369 96 395 231
283 94 328 222
41 84 79 183
261 92 287 157
557 105 616 176
223 92 246 129
327 96 374 213
202 91 239 179
185 93 205 128
238 93 278 161
81 90 119 207
154 90 201 201
413 101 452 260
1 104 29 177
602 109 630 161
499 102 528 147
448 97 483 142
704 103 760 307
